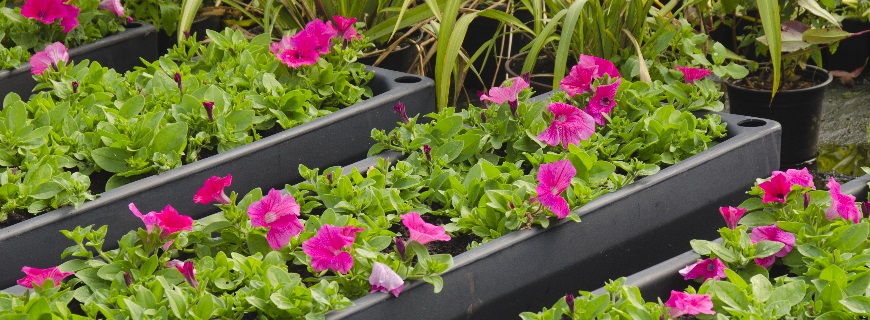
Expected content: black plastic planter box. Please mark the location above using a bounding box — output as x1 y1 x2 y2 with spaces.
590 174 870 301
0 22 158 100
0 66 434 288
328 107 782 319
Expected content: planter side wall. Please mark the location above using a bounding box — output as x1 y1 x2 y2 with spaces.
328 109 782 319
0 22 158 100
0 67 434 288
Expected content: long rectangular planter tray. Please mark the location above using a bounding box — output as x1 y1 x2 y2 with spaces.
0 66 435 288
0 22 159 99
589 174 870 301
327 108 783 319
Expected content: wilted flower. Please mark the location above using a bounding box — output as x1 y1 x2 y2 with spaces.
369 262 404 297
71 81 78 93
247 189 304 250
423 144 432 162
395 237 407 260
401 212 451 245
565 294 575 314
750 225 795 268
174 72 183 93
393 101 409 124
29 42 69 75
167 260 198 289
826 178 860 224
17 266 73 289
193 174 231 204
535 160 576 218
537 102 595 149
302 224 363 274
202 101 215 122
679 258 727 281
664 291 715 318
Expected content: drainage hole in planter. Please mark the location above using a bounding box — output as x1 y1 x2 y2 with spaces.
737 119 767 127
394 76 422 83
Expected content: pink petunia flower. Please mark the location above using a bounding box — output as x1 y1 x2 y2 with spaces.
679 258 727 281
479 76 530 105
579 54 620 79
21 0 68 24
401 212 451 245
675 66 712 84
279 32 322 68
299 19 337 54
29 42 69 75
777 168 815 189
537 102 596 149
98 0 124 17
332 15 360 42
825 178 860 224
664 291 715 318
758 172 792 204
369 262 404 297
584 79 620 126
129 203 193 249
750 225 795 268
269 36 293 55
193 174 232 205
535 160 577 218
719 206 747 230
17 266 73 289
58 3 79 33
560 63 598 97
247 189 304 250
302 224 363 274
167 260 198 289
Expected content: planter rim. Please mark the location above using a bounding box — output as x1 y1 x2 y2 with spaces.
0 22 157 78
724 64 833 95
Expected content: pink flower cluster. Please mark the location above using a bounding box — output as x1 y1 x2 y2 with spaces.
29 42 69 75
664 291 715 318
270 16 360 68
758 168 815 203
21 0 79 32
535 160 576 219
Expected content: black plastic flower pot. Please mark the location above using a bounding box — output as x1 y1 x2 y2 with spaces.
460 4 533 92
726 65 833 168
156 16 224 56
0 22 159 100
358 31 422 74
326 93 783 320
504 51 561 94
0 66 434 289
821 18 870 73
589 174 870 301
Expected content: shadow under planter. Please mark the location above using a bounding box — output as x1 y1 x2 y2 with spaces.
0 66 435 289
326 94 783 319
0 22 159 100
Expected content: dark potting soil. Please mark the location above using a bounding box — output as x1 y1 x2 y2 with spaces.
0 210 30 228
388 214 481 256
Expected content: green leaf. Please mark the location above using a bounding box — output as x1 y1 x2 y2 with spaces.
841 296 870 315
829 221 869 252
433 140 464 163
91 147 134 173
152 123 188 155
119 95 146 118
754 240 785 259
756 0 781 99
711 281 749 310
803 28 851 45
796 0 840 27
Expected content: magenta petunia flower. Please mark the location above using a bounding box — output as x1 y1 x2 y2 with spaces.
560 63 598 97
369 262 404 297
537 102 596 149
332 15 360 42
29 42 69 75
129 203 193 249
675 66 711 84
299 19 337 54
579 54 620 79
98 0 124 17
401 212 451 245
719 206 747 230
393 101 409 124
247 189 304 250
279 32 321 68
584 79 620 126
193 174 232 205
302 224 363 274
17 266 73 289
778 168 815 189
535 159 576 218
479 76 529 105
202 101 215 122
825 178 860 224
270 36 293 55
58 3 79 33
21 0 77 32
664 291 715 318
758 172 791 204
750 225 795 268
679 258 727 281
167 260 198 289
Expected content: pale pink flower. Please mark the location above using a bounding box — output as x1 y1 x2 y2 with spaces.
98 0 124 17
584 79 620 125
479 76 529 105
750 225 795 268
302 224 363 274
675 66 712 84
719 206 746 230
664 291 715 318
775 168 815 189
826 178 860 224
193 174 232 205
679 258 727 281
758 172 791 204
167 260 198 289
29 42 69 75
535 160 576 218
401 212 451 245
332 15 360 42
247 189 304 250
369 262 404 297
537 102 596 148
17 266 73 289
